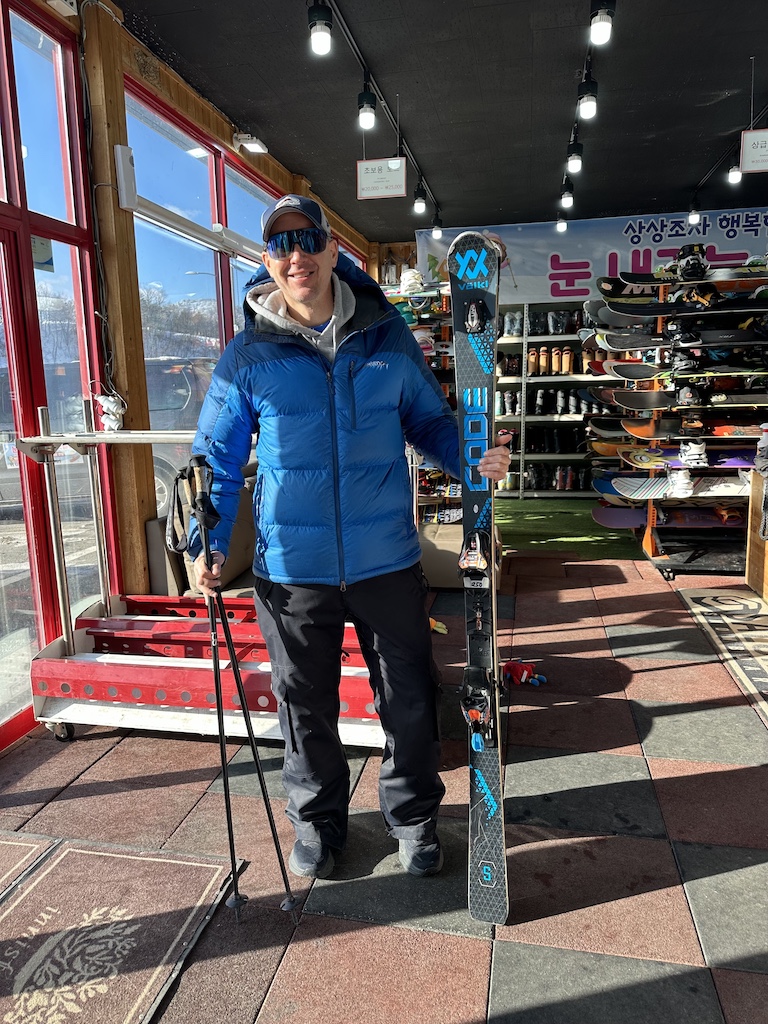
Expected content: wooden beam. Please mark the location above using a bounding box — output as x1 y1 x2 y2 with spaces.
81 0 155 594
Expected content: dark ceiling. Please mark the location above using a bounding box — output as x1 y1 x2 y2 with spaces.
117 0 768 245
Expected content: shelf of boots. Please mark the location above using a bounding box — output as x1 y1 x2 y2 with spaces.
520 459 594 498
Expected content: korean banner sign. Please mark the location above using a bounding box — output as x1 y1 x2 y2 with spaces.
415 206 768 305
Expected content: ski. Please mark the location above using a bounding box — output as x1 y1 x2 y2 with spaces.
447 231 508 925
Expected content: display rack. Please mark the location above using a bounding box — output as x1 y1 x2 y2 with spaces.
496 302 591 499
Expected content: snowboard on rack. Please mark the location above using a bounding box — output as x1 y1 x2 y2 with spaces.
584 299 657 328
612 385 768 412
596 277 661 300
586 415 638 438
616 444 755 470
592 504 747 529
611 473 749 501
620 417 762 441
447 230 508 926
589 439 639 458
604 362 763 382
602 361 670 380
619 266 768 287
606 297 768 318
598 327 764 351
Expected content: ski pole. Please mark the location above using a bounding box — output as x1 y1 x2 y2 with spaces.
183 456 246 918
184 457 299 924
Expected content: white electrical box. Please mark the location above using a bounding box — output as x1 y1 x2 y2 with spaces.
47 0 78 17
114 145 138 211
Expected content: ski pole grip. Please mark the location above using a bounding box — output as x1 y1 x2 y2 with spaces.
184 455 221 532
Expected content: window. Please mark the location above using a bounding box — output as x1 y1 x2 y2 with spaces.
11 13 74 222
126 96 213 230
225 166 272 243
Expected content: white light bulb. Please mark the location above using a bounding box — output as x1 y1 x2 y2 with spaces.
578 94 597 120
432 225 443 239
590 11 612 45
560 192 574 209
728 164 742 184
688 209 701 226
567 152 582 174
414 197 427 215
358 105 375 130
556 216 568 233
310 24 331 55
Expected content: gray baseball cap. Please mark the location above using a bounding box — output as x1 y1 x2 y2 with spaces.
261 194 332 241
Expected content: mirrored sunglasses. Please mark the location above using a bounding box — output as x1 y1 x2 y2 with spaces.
265 227 329 260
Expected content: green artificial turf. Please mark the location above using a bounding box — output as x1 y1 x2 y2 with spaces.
494 498 642 560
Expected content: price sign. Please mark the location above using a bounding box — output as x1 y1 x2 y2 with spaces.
356 157 407 199
740 129 768 173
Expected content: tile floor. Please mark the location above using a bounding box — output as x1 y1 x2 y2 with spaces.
1 554 767 1023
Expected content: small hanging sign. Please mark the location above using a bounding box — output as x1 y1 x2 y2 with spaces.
740 128 768 173
31 235 54 273
356 157 407 199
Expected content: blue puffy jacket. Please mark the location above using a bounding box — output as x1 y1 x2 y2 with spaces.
188 255 460 586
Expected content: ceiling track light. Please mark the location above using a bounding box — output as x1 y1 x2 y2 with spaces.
431 210 443 239
358 77 376 130
577 54 598 120
566 124 583 173
560 176 575 209
233 132 268 154
578 71 598 120
556 213 568 233
308 1 332 55
413 180 427 215
688 200 701 226
590 0 616 46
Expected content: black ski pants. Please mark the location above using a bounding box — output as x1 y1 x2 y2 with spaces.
253 564 445 851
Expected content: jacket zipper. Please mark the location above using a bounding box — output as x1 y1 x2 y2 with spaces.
348 359 357 429
326 367 347 589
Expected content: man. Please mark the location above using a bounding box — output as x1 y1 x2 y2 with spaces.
189 194 511 880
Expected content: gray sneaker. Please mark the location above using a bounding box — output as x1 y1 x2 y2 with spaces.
398 837 444 876
288 840 335 879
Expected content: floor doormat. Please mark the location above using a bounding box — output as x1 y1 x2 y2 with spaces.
0 839 232 1024
679 589 768 726
0 833 58 896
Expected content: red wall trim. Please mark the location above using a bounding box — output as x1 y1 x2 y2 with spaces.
0 705 36 752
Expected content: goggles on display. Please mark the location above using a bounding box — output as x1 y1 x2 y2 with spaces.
265 227 329 260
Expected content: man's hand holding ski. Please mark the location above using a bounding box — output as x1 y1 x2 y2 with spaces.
478 431 513 482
